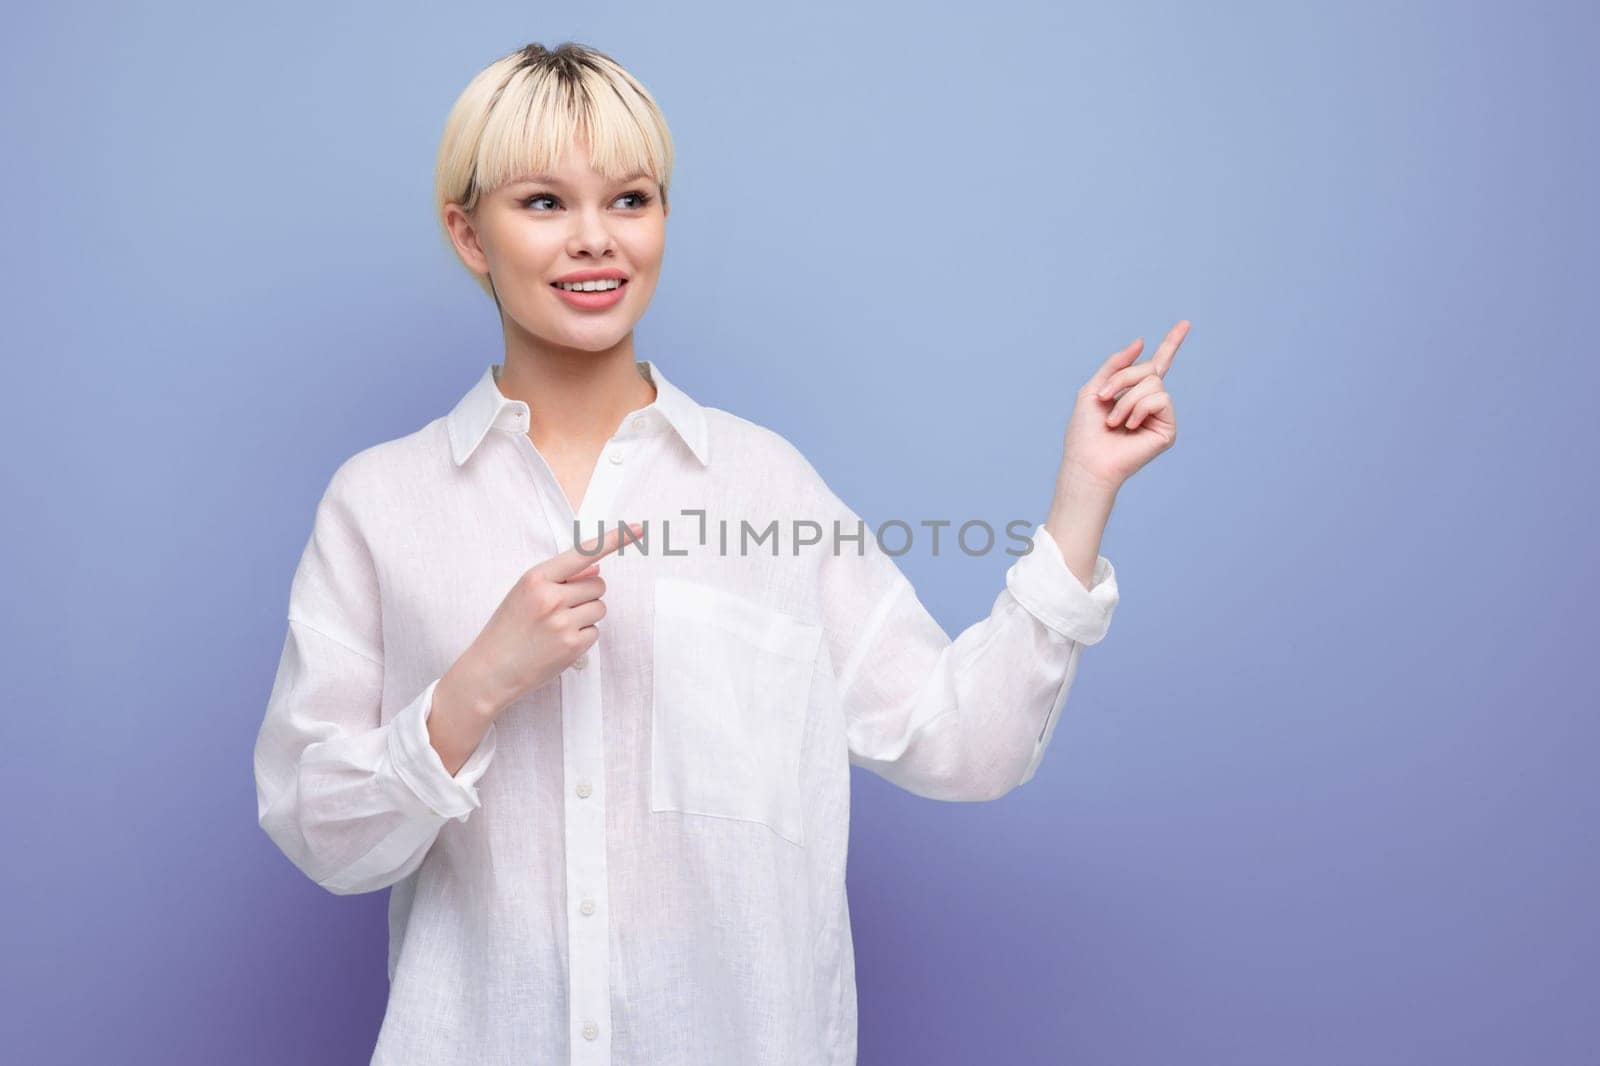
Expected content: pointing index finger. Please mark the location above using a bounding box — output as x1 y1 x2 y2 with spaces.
542 522 644 582
1151 320 1190 377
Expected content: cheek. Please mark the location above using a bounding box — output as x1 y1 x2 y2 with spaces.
624 224 667 271
503 230 564 271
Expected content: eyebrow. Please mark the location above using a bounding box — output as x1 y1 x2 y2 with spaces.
509 170 654 188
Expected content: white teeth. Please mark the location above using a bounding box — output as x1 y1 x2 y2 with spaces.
556 279 623 292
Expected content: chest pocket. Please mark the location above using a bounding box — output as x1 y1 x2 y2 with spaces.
650 576 822 847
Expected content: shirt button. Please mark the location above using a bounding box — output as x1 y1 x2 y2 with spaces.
582 1022 599 1041
576 781 592 799
580 898 596 916
573 653 588 670
608 450 624 464
630 416 646 430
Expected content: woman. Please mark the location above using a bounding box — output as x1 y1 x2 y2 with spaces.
253 40 1186 1065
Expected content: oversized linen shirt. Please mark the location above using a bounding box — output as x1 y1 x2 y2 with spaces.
253 359 1120 1065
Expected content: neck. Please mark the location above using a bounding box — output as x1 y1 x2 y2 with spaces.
495 333 657 457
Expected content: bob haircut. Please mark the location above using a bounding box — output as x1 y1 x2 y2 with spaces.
434 41 675 303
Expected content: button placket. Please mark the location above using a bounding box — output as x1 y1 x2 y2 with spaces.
561 631 610 1062
555 432 637 1066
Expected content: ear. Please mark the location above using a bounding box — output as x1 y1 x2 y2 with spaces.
442 202 490 274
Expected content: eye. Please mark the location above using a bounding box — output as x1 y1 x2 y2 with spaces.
519 190 653 211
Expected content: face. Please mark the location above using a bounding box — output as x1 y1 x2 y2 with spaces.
445 140 669 355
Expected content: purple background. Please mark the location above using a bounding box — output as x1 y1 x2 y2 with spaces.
4 1 1596 1063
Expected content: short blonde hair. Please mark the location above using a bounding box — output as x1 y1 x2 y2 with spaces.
434 41 675 301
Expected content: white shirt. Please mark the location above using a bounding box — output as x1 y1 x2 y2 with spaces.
253 359 1120 1065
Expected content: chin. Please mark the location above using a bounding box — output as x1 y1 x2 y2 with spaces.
564 332 632 353
517 318 635 353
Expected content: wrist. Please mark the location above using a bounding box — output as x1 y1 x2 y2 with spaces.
438 654 507 726
1044 463 1118 583
1052 461 1120 511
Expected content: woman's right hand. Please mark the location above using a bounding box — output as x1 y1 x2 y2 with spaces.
429 521 643 773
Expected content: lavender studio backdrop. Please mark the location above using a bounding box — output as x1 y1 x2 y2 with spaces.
3 1 1596 1063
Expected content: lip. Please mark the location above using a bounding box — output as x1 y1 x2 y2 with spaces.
550 276 629 310
552 268 629 283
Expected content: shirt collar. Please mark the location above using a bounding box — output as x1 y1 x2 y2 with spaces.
446 359 711 468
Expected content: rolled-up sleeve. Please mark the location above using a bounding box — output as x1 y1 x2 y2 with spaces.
821 493 1119 802
253 466 498 896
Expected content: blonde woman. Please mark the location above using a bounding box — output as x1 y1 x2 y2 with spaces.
253 39 1186 1065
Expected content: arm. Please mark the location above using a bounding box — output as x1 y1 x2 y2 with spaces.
252 465 498 896
820 492 1120 802
825 320 1189 800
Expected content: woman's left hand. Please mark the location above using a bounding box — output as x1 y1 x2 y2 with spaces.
1060 319 1189 490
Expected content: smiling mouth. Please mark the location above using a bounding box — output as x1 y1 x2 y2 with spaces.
550 279 629 292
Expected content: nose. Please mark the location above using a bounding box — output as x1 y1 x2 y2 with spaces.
565 202 617 260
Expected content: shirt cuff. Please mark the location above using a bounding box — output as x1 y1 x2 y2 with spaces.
386 677 498 822
1004 522 1120 645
